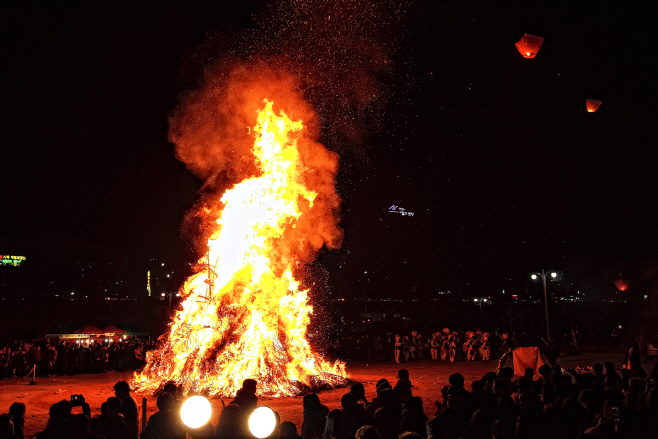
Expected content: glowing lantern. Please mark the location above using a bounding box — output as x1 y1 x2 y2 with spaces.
249 406 277 438
181 396 212 429
515 33 544 58
614 279 629 291
586 99 602 112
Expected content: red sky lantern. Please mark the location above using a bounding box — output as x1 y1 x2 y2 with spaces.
586 99 602 112
614 279 629 291
515 33 544 58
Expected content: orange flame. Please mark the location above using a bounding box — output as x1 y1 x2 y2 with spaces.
133 99 346 397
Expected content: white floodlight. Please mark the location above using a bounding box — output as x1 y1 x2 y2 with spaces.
249 406 277 438
181 395 212 429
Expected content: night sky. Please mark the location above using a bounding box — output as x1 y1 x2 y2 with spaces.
2 1 655 299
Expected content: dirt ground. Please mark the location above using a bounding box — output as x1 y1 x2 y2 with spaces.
0 353 637 438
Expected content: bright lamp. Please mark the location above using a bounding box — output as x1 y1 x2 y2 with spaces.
181 395 212 429
249 406 277 438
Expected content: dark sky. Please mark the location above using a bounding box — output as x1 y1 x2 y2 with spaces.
2 1 655 298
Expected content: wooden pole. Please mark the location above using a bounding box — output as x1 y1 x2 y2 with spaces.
141 397 147 432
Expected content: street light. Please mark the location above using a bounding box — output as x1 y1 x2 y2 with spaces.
530 270 560 343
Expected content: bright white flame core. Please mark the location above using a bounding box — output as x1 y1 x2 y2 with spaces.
249 406 277 438
181 396 212 429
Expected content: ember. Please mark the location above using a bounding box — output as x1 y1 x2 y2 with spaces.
133 95 347 397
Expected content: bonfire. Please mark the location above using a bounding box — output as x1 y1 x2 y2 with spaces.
133 98 347 397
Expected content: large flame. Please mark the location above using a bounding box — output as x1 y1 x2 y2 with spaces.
133 99 346 397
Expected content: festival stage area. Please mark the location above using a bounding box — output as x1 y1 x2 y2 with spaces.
0 353 629 438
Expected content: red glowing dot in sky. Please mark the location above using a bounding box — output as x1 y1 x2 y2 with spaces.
614 279 629 291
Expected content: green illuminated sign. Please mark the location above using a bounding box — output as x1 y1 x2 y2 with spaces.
0 255 26 266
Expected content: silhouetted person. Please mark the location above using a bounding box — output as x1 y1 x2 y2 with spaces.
367 380 392 418
355 425 380 439
399 396 428 438
8 402 25 439
37 400 71 439
66 414 103 439
340 393 370 439
515 391 546 439
113 381 138 439
229 379 258 438
349 383 369 406
162 383 184 418
354 425 382 439
215 403 246 439
231 379 258 413
302 393 329 439
374 389 401 439
0 414 15 439
89 400 131 439
280 422 302 439
320 409 348 439
394 369 413 403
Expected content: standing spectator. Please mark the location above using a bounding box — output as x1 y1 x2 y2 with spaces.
113 381 139 439
355 425 380 439
372 335 383 362
320 409 348 439
0 414 15 439
394 369 413 403
8 402 25 439
36 400 71 439
399 396 428 438
67 413 104 439
0 348 9 379
302 393 329 439
374 389 401 439
280 422 302 439
44 345 55 377
348 383 369 407
339 393 370 439
141 393 184 439
90 400 132 439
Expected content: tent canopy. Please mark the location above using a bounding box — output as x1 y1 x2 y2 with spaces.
104 324 126 334
74 325 104 334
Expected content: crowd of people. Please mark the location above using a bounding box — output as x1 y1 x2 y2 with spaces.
0 339 147 379
332 329 516 364
2 355 657 439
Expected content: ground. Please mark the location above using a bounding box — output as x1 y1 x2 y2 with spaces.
0 353 645 438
